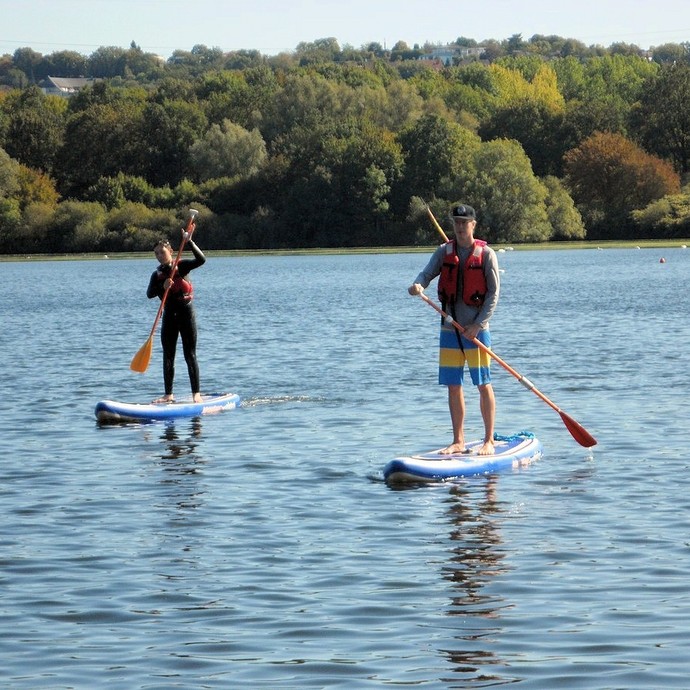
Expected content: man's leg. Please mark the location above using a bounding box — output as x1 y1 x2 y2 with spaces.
440 384 466 454
477 383 495 455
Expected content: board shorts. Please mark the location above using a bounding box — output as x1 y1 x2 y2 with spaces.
438 323 492 386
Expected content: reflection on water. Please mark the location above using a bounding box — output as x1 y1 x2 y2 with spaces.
440 480 509 684
155 419 206 511
159 418 203 463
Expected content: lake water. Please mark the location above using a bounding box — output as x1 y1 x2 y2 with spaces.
2 246 690 688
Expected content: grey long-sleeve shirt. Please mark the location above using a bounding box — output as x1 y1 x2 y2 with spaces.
413 241 500 330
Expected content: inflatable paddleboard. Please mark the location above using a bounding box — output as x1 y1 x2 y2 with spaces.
384 432 542 483
95 392 241 423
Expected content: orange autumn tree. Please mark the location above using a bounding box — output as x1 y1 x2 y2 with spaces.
563 131 680 239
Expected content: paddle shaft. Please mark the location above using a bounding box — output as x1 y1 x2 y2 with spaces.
420 293 555 407
418 293 596 447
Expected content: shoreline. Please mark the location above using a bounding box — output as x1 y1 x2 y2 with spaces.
2 238 688 262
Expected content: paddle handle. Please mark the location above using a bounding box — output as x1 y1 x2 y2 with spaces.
426 204 449 242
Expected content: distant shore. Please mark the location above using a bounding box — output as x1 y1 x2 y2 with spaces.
2 239 688 262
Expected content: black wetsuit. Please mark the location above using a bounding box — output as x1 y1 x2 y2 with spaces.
146 240 206 396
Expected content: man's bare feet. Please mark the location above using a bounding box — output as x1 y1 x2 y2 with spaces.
193 393 203 403
153 395 174 404
477 440 495 456
439 442 466 455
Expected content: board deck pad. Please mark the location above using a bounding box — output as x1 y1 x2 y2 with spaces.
384 432 542 483
95 392 241 423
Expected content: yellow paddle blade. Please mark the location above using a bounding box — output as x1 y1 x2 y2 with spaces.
130 336 153 373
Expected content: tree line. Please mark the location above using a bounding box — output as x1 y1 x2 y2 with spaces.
1 34 690 255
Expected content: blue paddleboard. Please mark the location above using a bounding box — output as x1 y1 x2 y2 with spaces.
384 432 542 483
95 392 241 423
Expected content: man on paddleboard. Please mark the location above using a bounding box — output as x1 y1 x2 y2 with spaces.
147 229 206 404
408 204 500 456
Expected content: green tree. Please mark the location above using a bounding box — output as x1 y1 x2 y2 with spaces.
263 71 347 141
197 70 253 126
17 164 60 210
86 172 177 209
45 200 107 252
56 98 146 196
295 37 341 66
397 114 481 203
541 175 586 239
268 119 403 246
631 190 690 238
0 146 22 249
632 64 690 175
15 201 55 251
189 119 268 181
651 43 689 65
1 86 66 172
551 55 587 100
580 54 657 104
479 99 567 176
0 145 20 198
196 66 279 130
462 138 552 243
562 95 630 145
44 50 89 77
354 79 423 133
88 46 128 78
13 47 43 83
103 202 180 250
140 99 208 187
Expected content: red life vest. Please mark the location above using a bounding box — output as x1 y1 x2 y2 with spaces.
157 267 194 302
437 239 488 308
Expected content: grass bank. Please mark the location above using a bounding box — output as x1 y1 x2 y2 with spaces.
2 238 689 262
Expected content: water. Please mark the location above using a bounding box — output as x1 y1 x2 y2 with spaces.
2 247 690 688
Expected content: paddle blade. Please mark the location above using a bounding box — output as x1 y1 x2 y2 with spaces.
130 336 153 373
560 411 597 447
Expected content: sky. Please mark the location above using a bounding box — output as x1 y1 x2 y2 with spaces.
1 0 689 59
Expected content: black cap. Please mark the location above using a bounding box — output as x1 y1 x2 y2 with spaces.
451 204 476 219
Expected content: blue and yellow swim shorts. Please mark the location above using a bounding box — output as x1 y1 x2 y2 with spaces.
438 323 492 386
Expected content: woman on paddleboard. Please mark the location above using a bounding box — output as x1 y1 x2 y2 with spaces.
408 204 500 456
147 229 206 404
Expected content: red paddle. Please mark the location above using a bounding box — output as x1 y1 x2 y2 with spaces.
418 292 597 448
130 209 198 373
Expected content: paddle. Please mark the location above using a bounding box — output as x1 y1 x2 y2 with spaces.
417 293 597 447
130 209 199 374
419 205 597 448
425 203 450 242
